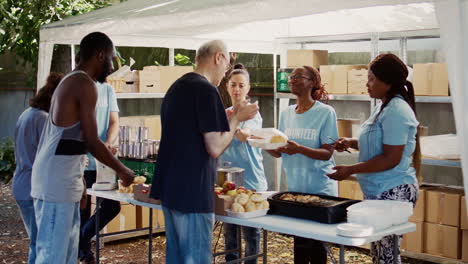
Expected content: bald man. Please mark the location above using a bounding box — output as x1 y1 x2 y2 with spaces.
150 40 258 264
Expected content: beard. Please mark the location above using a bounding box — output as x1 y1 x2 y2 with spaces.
97 72 108 83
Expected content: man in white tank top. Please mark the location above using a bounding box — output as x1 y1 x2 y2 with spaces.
31 32 134 264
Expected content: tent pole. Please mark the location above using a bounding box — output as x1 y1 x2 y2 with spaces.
169 48 175 66
71 44 76 70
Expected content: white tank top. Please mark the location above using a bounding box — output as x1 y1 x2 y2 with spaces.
31 71 88 203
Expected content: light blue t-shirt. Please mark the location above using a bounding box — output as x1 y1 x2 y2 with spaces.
279 101 338 196
357 96 419 196
12 107 48 200
221 110 267 191
86 82 119 171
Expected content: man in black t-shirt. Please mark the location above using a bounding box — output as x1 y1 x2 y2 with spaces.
150 40 258 264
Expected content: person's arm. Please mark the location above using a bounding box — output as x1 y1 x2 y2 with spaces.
328 103 414 181
106 84 120 150
105 112 119 154
334 137 359 151
204 101 258 158
78 79 133 186
277 141 334 160
327 145 404 180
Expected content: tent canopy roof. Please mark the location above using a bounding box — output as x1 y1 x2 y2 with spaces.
40 0 437 53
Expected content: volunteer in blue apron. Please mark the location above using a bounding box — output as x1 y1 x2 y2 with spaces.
268 65 338 264
328 53 420 264
221 63 267 264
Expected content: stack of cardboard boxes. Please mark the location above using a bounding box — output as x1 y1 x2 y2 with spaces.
107 65 192 94
91 197 165 235
460 195 468 261
400 185 467 261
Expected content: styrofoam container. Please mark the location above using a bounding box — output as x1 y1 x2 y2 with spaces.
337 223 374 237
346 200 413 230
247 138 287 150
225 209 269 218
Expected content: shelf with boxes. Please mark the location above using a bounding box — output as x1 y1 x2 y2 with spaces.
107 65 192 96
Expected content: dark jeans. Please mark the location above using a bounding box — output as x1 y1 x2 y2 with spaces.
294 236 327 264
79 170 121 260
224 223 260 264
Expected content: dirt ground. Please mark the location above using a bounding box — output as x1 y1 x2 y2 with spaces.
0 183 435 264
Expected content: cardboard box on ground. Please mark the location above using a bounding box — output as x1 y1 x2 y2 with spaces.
90 197 136 233
139 66 192 93
413 63 449 96
423 222 461 259
286 50 328 68
120 115 161 140
319 65 367 94
401 189 425 253
462 230 468 262
90 196 165 234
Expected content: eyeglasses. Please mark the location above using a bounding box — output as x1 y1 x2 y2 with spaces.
288 75 312 81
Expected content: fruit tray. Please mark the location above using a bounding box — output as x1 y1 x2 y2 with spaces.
267 192 360 224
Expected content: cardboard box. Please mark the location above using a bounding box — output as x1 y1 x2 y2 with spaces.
347 69 368 95
423 222 461 259
462 230 468 261
413 63 449 96
120 115 161 140
214 195 234 216
136 206 165 229
286 50 328 68
139 66 192 93
401 222 423 253
106 203 137 233
320 65 367 94
425 187 463 227
338 178 363 200
409 189 425 223
337 119 360 138
461 195 468 230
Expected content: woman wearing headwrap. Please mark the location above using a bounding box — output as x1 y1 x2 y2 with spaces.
328 53 421 264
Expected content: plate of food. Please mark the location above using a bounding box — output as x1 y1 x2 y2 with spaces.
247 128 288 150
225 193 270 218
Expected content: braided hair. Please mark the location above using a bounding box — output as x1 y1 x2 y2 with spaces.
369 53 421 181
303 65 329 104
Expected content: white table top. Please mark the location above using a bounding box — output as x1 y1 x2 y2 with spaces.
87 189 416 246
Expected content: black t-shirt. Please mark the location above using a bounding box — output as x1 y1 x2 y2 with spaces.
150 72 230 213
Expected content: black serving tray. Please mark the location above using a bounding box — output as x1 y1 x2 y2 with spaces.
267 192 360 224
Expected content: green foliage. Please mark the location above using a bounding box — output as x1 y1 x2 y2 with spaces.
174 53 193 66
0 137 15 184
0 0 113 81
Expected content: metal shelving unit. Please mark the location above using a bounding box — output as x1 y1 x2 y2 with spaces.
277 92 452 103
335 152 461 168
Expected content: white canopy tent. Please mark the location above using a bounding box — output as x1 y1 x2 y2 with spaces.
38 0 467 197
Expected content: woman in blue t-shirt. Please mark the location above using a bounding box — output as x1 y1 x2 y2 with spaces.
268 66 338 264
221 63 267 264
328 54 420 264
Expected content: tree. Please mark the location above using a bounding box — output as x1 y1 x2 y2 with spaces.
0 0 116 85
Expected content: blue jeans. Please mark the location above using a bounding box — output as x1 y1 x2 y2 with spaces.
224 223 260 264
16 200 37 264
34 199 80 264
162 206 214 264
